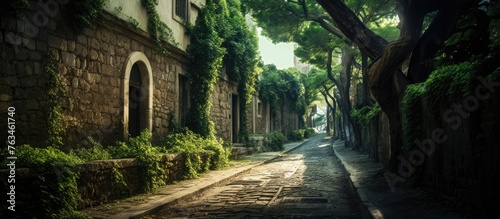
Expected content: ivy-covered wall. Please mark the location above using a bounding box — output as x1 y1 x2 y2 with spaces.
399 60 500 215
0 1 241 149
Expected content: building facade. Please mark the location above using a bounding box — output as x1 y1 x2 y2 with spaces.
0 0 247 149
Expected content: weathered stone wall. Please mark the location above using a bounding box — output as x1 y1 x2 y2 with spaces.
246 94 269 134
271 97 300 136
211 76 238 141
398 89 500 216
1 8 239 148
0 152 213 211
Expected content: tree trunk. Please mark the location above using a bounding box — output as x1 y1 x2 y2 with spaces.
326 48 361 148
317 0 432 169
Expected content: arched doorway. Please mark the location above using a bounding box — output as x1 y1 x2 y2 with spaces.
123 52 153 140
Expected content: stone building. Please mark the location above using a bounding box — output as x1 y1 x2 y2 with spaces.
0 0 256 148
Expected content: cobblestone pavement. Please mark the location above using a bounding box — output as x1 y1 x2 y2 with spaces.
144 134 363 219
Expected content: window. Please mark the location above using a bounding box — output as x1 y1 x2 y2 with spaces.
174 0 188 21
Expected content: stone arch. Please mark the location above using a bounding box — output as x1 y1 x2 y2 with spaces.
122 51 153 139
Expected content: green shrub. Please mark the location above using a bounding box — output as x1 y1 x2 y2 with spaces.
303 128 315 138
350 103 382 125
69 137 111 162
7 145 89 218
108 130 165 192
264 131 286 151
162 130 230 179
288 130 304 142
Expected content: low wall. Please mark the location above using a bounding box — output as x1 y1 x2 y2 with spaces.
0 152 214 211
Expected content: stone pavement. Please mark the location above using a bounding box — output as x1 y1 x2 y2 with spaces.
144 133 366 219
82 136 317 219
331 140 469 219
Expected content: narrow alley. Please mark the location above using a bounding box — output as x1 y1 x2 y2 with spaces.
145 134 364 218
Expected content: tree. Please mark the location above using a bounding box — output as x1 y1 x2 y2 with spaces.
316 0 496 169
243 0 397 149
258 65 305 133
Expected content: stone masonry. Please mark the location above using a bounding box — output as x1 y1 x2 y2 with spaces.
0 6 237 149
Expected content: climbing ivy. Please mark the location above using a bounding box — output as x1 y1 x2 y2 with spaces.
258 65 304 118
186 2 226 138
108 130 166 193
5 145 89 218
141 0 178 53
66 0 106 33
401 62 474 151
46 54 64 148
185 0 259 140
350 103 382 125
223 0 260 143
162 130 231 179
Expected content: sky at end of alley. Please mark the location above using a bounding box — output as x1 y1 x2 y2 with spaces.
257 28 295 69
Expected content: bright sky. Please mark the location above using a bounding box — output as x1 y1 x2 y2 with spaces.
257 28 295 69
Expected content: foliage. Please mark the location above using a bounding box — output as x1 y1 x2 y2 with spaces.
258 65 305 118
69 137 111 162
108 130 165 192
350 103 381 125
8 145 88 218
162 130 231 179
401 84 425 151
185 0 258 141
141 0 178 51
167 112 186 134
186 3 226 138
46 54 64 148
264 131 287 151
401 62 474 151
288 129 305 142
303 128 315 138
223 0 260 143
66 0 106 33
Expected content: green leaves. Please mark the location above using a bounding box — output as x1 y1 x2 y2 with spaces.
350 103 381 125
187 0 259 141
187 3 226 138
162 130 231 179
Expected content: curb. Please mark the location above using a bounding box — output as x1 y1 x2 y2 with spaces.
118 138 312 219
330 140 381 219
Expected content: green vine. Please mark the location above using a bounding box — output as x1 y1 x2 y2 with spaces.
66 0 106 33
350 103 382 125
401 84 425 151
46 54 64 148
141 0 178 53
258 65 304 119
186 3 226 138
4 145 89 218
162 130 230 179
401 62 474 151
108 130 165 193
223 0 259 143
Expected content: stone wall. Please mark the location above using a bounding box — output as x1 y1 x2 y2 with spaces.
411 93 500 216
246 94 269 134
359 112 390 163
0 152 213 211
0 8 239 149
271 96 300 136
211 76 238 141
